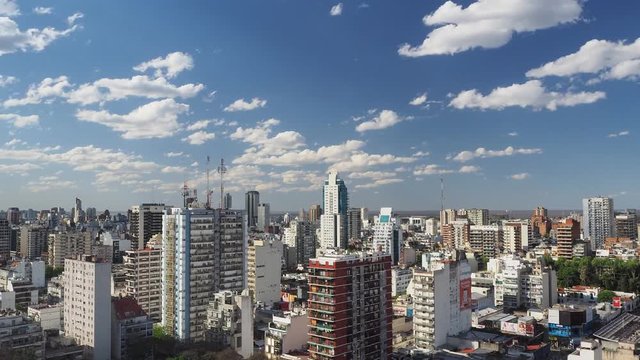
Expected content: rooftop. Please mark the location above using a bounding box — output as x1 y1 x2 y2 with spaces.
112 296 147 320
594 313 640 344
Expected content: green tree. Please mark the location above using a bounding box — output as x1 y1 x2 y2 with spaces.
597 290 616 303
45 265 64 280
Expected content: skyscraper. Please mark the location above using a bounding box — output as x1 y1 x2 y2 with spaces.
554 218 580 259
347 208 362 240
257 203 270 230
223 193 232 209
583 197 615 250
308 204 322 223
247 239 282 306
307 252 392 359
19 225 48 259
129 203 167 250
6 207 20 226
245 191 260 228
372 207 403 264
162 207 246 342
0 219 9 262
320 170 348 249
73 197 83 224
615 209 637 240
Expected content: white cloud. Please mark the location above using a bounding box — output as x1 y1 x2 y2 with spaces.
133 52 194 79
398 0 582 57
0 162 39 175
608 130 630 138
0 113 38 127
76 98 188 139
182 131 215 145
508 131 518 137
0 74 16 87
4 76 71 107
186 120 211 131
66 75 203 105
165 151 185 158
0 17 79 56
450 146 542 162
348 171 397 180
0 0 19 16
161 166 186 173
409 93 428 106
26 175 75 192
355 109 405 132
330 3 343 16
4 138 25 147
33 7 52 15
412 151 430 157
67 12 84 26
449 80 605 111
527 38 640 81
413 164 480 175
355 178 403 189
510 172 530 180
224 97 267 112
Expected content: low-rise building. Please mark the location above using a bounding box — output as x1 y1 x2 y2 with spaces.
0 309 45 358
28 304 63 332
111 296 153 360
391 267 412 297
265 311 308 359
205 290 253 359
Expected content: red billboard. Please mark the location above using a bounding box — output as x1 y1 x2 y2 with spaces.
613 297 622 308
460 278 472 309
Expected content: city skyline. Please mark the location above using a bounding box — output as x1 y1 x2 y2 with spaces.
0 1 639 211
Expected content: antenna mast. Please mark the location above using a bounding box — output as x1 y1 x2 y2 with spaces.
440 177 445 211
206 156 211 209
217 158 227 209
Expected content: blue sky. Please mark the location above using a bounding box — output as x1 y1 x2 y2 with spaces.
0 0 638 212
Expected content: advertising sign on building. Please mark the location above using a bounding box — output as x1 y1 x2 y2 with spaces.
460 278 472 309
613 297 622 308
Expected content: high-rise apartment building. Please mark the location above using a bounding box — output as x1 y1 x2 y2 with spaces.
0 219 10 262
19 225 47 259
442 220 470 250
531 206 551 238
257 203 271 230
123 237 162 322
469 225 503 258
284 220 317 269
223 193 232 209
6 207 20 226
309 205 322 223
503 221 529 253
245 191 260 228
439 209 458 235
47 231 93 268
248 239 282 306
73 197 83 224
307 252 392 360
162 207 246 342
464 208 489 226
413 253 472 351
490 255 557 310
320 170 349 250
63 255 111 360
615 210 637 240
554 219 581 259
372 208 403 264
583 197 615 250
347 208 362 241
129 203 167 250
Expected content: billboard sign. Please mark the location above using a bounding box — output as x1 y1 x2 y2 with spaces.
460 278 472 309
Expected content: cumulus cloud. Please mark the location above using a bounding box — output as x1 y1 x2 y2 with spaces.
182 131 215 145
33 7 52 15
133 52 194 79
0 162 40 175
26 175 76 192
0 0 19 16
413 164 480 175
348 171 397 180
67 12 83 25
4 76 71 107
224 97 267 112
76 99 188 139
165 152 185 158
608 130 630 138
0 75 16 87
0 17 79 56
0 113 39 127
186 120 211 131
508 131 518 137
412 151 430 157
409 93 428 106
355 109 405 133
330 3 343 16
398 0 582 57
510 172 530 180
355 178 403 189
161 166 186 173
66 75 203 105
450 146 542 162
527 38 640 81
449 80 605 111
